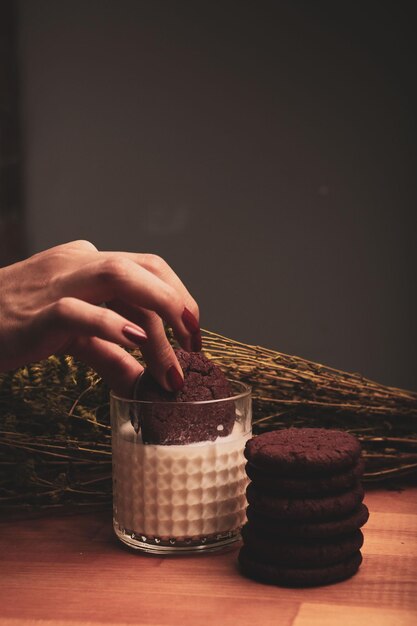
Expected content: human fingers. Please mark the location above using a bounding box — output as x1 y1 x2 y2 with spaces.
55 258 201 351
37 297 149 351
102 252 201 350
70 336 144 398
109 300 184 392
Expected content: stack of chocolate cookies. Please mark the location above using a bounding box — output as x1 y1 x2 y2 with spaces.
239 428 369 587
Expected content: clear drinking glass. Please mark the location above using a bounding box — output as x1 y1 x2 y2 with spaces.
111 380 251 554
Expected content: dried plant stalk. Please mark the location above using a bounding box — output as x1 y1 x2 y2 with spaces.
0 330 416 516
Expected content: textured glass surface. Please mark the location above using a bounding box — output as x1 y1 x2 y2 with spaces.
111 381 251 554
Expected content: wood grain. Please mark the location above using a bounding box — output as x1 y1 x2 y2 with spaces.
0 487 416 626
293 604 417 626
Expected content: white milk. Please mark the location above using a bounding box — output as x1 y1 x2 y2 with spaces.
112 420 249 539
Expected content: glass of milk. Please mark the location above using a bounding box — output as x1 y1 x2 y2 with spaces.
111 380 251 554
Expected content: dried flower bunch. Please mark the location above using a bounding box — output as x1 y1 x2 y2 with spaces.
1 329 416 516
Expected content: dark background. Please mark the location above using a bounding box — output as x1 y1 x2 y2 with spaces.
2 0 416 388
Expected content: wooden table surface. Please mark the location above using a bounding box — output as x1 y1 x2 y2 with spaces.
0 487 416 626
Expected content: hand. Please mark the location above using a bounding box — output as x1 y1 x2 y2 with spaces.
0 240 201 397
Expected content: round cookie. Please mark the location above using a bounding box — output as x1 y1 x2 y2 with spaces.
245 457 365 496
246 503 369 539
241 526 364 567
244 428 362 476
238 547 362 587
246 482 364 522
134 349 235 444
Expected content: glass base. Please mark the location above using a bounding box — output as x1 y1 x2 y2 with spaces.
113 519 242 554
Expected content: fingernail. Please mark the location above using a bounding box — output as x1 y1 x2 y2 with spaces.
191 330 202 352
167 365 184 392
182 307 200 334
122 325 148 345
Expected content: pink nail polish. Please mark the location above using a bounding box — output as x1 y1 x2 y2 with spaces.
182 307 200 334
122 325 147 345
167 365 184 392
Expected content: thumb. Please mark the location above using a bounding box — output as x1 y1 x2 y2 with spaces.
70 336 143 398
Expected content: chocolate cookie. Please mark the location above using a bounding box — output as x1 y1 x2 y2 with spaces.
241 525 364 567
246 503 369 539
245 458 365 496
246 482 364 521
134 350 235 444
238 547 363 587
244 428 362 476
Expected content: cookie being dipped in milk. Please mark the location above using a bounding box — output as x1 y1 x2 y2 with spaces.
111 349 252 553
133 349 236 444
